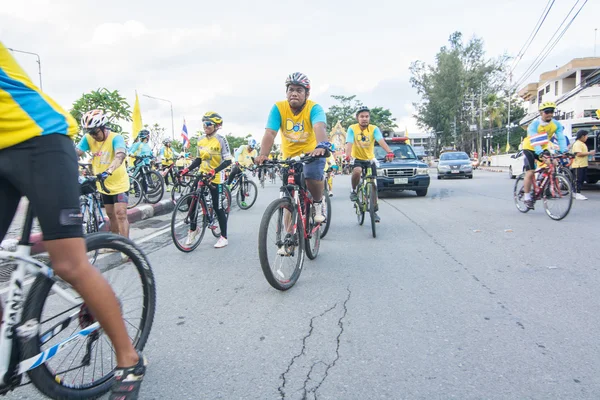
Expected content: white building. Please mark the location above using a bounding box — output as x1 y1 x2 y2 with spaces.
518 57 600 125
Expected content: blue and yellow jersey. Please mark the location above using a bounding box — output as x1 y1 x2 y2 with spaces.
159 146 179 165
346 124 383 161
266 99 327 158
237 146 257 167
197 133 232 184
0 41 78 150
523 118 566 154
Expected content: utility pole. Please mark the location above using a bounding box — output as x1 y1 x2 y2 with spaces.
479 82 484 156
7 48 42 90
507 71 512 153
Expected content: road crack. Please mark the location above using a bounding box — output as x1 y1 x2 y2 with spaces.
278 287 351 400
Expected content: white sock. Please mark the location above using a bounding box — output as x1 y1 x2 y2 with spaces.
524 192 532 201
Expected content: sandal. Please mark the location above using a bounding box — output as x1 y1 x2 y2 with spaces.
109 352 148 400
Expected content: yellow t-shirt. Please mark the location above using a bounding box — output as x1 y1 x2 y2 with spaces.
0 41 78 149
324 154 336 172
572 140 589 168
83 132 130 195
162 146 175 165
347 124 383 161
197 133 232 184
274 100 319 158
238 146 257 167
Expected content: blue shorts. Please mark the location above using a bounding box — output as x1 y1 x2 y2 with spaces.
303 157 326 181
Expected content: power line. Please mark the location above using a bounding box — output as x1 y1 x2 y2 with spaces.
514 0 588 89
510 0 556 75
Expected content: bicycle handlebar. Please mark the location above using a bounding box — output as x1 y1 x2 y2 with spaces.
82 176 110 194
254 153 328 167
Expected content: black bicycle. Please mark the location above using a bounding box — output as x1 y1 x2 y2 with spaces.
128 155 165 204
171 172 232 252
228 163 259 210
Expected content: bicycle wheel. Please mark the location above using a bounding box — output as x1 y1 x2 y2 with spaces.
356 185 366 225
513 174 530 213
171 181 192 204
21 232 155 400
305 201 321 260
320 191 332 239
171 193 207 252
237 179 258 210
222 185 232 214
543 173 573 221
258 198 305 291
81 199 100 264
368 182 377 238
127 177 143 209
145 170 164 195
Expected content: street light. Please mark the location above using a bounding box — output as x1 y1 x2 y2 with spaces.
142 94 174 140
7 47 42 90
484 133 494 154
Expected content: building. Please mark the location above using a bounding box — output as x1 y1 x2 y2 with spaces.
518 57 600 125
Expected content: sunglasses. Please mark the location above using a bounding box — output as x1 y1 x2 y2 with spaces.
85 128 103 136
203 121 214 127
542 109 555 114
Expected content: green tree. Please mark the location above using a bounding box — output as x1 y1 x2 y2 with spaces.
70 88 132 143
410 32 508 156
325 95 362 130
225 133 252 155
369 107 398 130
143 123 166 155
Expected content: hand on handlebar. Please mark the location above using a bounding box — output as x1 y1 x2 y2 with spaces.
254 155 268 165
385 152 394 162
309 147 327 157
96 171 111 181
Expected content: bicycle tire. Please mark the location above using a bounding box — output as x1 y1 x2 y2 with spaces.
320 191 332 239
305 201 321 260
172 193 207 252
145 170 164 195
543 173 573 221
513 174 530 213
21 232 155 400
170 181 191 204
258 198 305 291
356 185 366 225
127 177 143 209
368 182 377 238
82 199 100 264
236 179 258 210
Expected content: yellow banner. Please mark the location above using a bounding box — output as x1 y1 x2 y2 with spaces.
405 126 410 145
131 92 142 143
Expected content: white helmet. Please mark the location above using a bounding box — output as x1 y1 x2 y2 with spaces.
81 110 109 131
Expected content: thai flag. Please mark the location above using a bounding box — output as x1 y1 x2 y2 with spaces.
529 132 549 147
181 119 190 149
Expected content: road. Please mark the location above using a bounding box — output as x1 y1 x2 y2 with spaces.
5 170 600 399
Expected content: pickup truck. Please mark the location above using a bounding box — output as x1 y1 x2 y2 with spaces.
373 137 430 196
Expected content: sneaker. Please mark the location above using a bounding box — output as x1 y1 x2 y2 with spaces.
329 191 333 197
524 199 535 209
575 193 588 200
277 246 294 256
350 191 358 202
214 236 228 248
313 202 326 223
109 352 147 400
240 201 248 208
185 229 199 246
374 212 381 223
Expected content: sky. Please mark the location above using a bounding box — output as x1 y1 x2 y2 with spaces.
1 0 599 144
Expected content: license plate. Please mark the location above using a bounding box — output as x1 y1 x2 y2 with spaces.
451 171 459 174
394 178 408 184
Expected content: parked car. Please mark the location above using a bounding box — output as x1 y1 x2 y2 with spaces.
437 151 473 179
373 137 430 196
508 150 524 179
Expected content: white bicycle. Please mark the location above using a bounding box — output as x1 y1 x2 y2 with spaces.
0 202 156 399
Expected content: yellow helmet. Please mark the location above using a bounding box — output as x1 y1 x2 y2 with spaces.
596 109 600 119
202 111 223 125
539 102 557 111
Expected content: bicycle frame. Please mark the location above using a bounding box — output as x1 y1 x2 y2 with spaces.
279 166 316 240
81 192 106 231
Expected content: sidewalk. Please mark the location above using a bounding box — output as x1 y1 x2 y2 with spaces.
1 198 175 254
477 166 509 173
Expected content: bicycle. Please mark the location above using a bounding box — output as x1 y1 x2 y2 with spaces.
0 207 155 398
160 161 195 203
171 172 232 252
259 167 266 189
352 160 378 238
228 163 259 210
319 168 335 239
128 155 165 204
514 153 574 220
257 155 328 291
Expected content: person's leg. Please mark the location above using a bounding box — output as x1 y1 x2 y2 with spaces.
351 167 362 191
26 135 139 368
113 194 130 238
103 199 119 234
304 158 326 223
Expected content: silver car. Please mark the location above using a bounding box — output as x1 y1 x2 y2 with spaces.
437 151 473 179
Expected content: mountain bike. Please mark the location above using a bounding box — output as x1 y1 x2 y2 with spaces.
257 155 328 291
228 164 258 210
171 172 232 252
319 170 333 239
0 207 155 399
79 162 142 210
128 155 164 204
161 161 194 203
352 160 378 238
514 153 574 220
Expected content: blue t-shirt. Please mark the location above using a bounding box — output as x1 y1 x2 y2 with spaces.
128 141 153 157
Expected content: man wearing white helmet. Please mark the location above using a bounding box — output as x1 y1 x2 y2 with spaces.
76 110 131 239
0 42 146 398
255 72 330 223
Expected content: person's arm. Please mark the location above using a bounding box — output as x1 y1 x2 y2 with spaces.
345 127 354 159
76 135 89 158
309 104 329 156
574 141 595 157
258 105 281 162
105 135 127 174
128 142 140 156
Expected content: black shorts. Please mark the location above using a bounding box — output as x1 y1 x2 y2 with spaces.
352 159 376 171
523 150 537 171
101 192 129 205
0 134 83 242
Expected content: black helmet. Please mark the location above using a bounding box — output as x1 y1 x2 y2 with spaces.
138 129 150 140
356 106 370 116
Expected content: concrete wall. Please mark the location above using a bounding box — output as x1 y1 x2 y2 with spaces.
489 154 517 167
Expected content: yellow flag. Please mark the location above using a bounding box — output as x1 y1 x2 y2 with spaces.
405 126 410 145
131 92 143 143
505 140 510 153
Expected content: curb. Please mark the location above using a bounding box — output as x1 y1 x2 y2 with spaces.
2 199 175 255
477 167 508 173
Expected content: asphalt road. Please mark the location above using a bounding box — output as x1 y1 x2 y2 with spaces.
6 170 600 399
